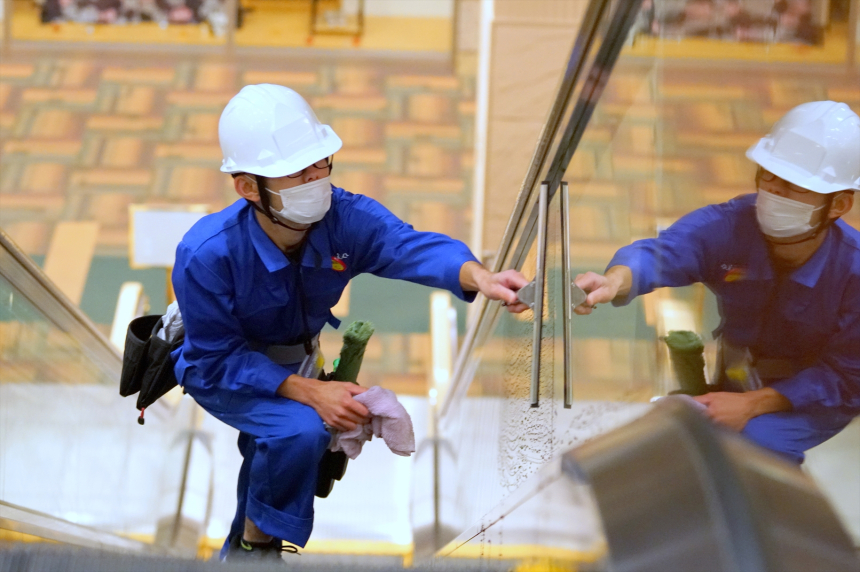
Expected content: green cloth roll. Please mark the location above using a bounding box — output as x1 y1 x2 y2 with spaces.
331 321 375 384
664 330 708 396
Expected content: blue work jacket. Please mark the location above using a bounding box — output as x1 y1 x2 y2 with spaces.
608 193 860 415
172 187 478 399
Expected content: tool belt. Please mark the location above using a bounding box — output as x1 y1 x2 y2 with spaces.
250 337 319 368
712 338 808 393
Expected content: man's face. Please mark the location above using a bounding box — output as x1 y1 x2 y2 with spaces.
756 167 831 223
261 158 332 213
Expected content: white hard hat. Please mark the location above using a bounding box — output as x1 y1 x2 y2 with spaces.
219 84 342 178
746 101 860 194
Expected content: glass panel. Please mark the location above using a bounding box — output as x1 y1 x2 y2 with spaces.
440 460 608 570
0 274 114 385
441 0 860 559
0 270 195 541
437 0 654 554
438 243 539 534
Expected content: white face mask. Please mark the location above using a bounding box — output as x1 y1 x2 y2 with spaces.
755 189 827 238
266 176 332 225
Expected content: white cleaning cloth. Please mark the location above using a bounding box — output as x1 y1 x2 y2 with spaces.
330 386 415 460
157 301 184 343
657 394 707 412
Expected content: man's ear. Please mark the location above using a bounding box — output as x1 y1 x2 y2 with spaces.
234 175 260 202
828 191 854 220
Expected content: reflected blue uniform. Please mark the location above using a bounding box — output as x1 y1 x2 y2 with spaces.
172 187 477 552
609 194 860 463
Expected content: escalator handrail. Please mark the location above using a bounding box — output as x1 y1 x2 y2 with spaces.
0 228 123 379
0 500 158 554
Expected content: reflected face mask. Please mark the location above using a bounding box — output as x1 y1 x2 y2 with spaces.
267 176 332 225
755 189 826 238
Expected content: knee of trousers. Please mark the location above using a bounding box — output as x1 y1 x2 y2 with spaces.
741 415 805 464
260 416 331 462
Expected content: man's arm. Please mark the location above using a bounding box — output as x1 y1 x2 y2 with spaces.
572 265 632 315
572 202 734 315
175 247 371 431
697 278 860 432
340 194 530 311
277 375 369 431
459 261 530 314
693 388 792 432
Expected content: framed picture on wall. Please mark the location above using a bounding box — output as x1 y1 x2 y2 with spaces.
633 0 827 45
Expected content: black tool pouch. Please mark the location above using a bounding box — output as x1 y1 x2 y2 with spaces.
314 369 349 498
316 450 349 498
119 314 183 425
120 315 162 398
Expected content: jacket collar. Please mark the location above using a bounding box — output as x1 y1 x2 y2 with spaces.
743 226 774 282
788 226 832 288
744 224 833 288
246 203 334 272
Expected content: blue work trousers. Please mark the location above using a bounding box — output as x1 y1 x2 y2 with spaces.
187 388 331 558
740 405 856 464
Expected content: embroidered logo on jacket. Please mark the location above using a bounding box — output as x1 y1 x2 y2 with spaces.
721 264 747 282
332 256 347 272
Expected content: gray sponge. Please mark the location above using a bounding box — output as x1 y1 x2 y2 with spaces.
664 330 708 396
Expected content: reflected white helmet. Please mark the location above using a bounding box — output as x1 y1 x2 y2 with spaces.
219 84 342 178
746 101 860 194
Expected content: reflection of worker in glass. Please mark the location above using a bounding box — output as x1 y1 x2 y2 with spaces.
171 85 528 562
575 102 860 464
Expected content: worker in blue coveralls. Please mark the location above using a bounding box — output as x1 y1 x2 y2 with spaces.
171 84 530 562
574 101 860 465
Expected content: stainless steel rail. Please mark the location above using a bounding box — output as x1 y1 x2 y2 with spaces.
529 183 549 407
560 181 573 409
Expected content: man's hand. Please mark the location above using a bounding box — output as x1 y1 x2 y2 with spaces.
573 266 631 315
693 388 792 432
693 392 758 431
459 261 530 314
309 381 370 432
277 376 370 431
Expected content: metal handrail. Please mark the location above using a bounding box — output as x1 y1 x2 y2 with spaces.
440 0 644 418
0 228 123 380
0 501 157 554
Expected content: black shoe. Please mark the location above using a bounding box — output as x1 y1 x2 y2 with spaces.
225 534 298 563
